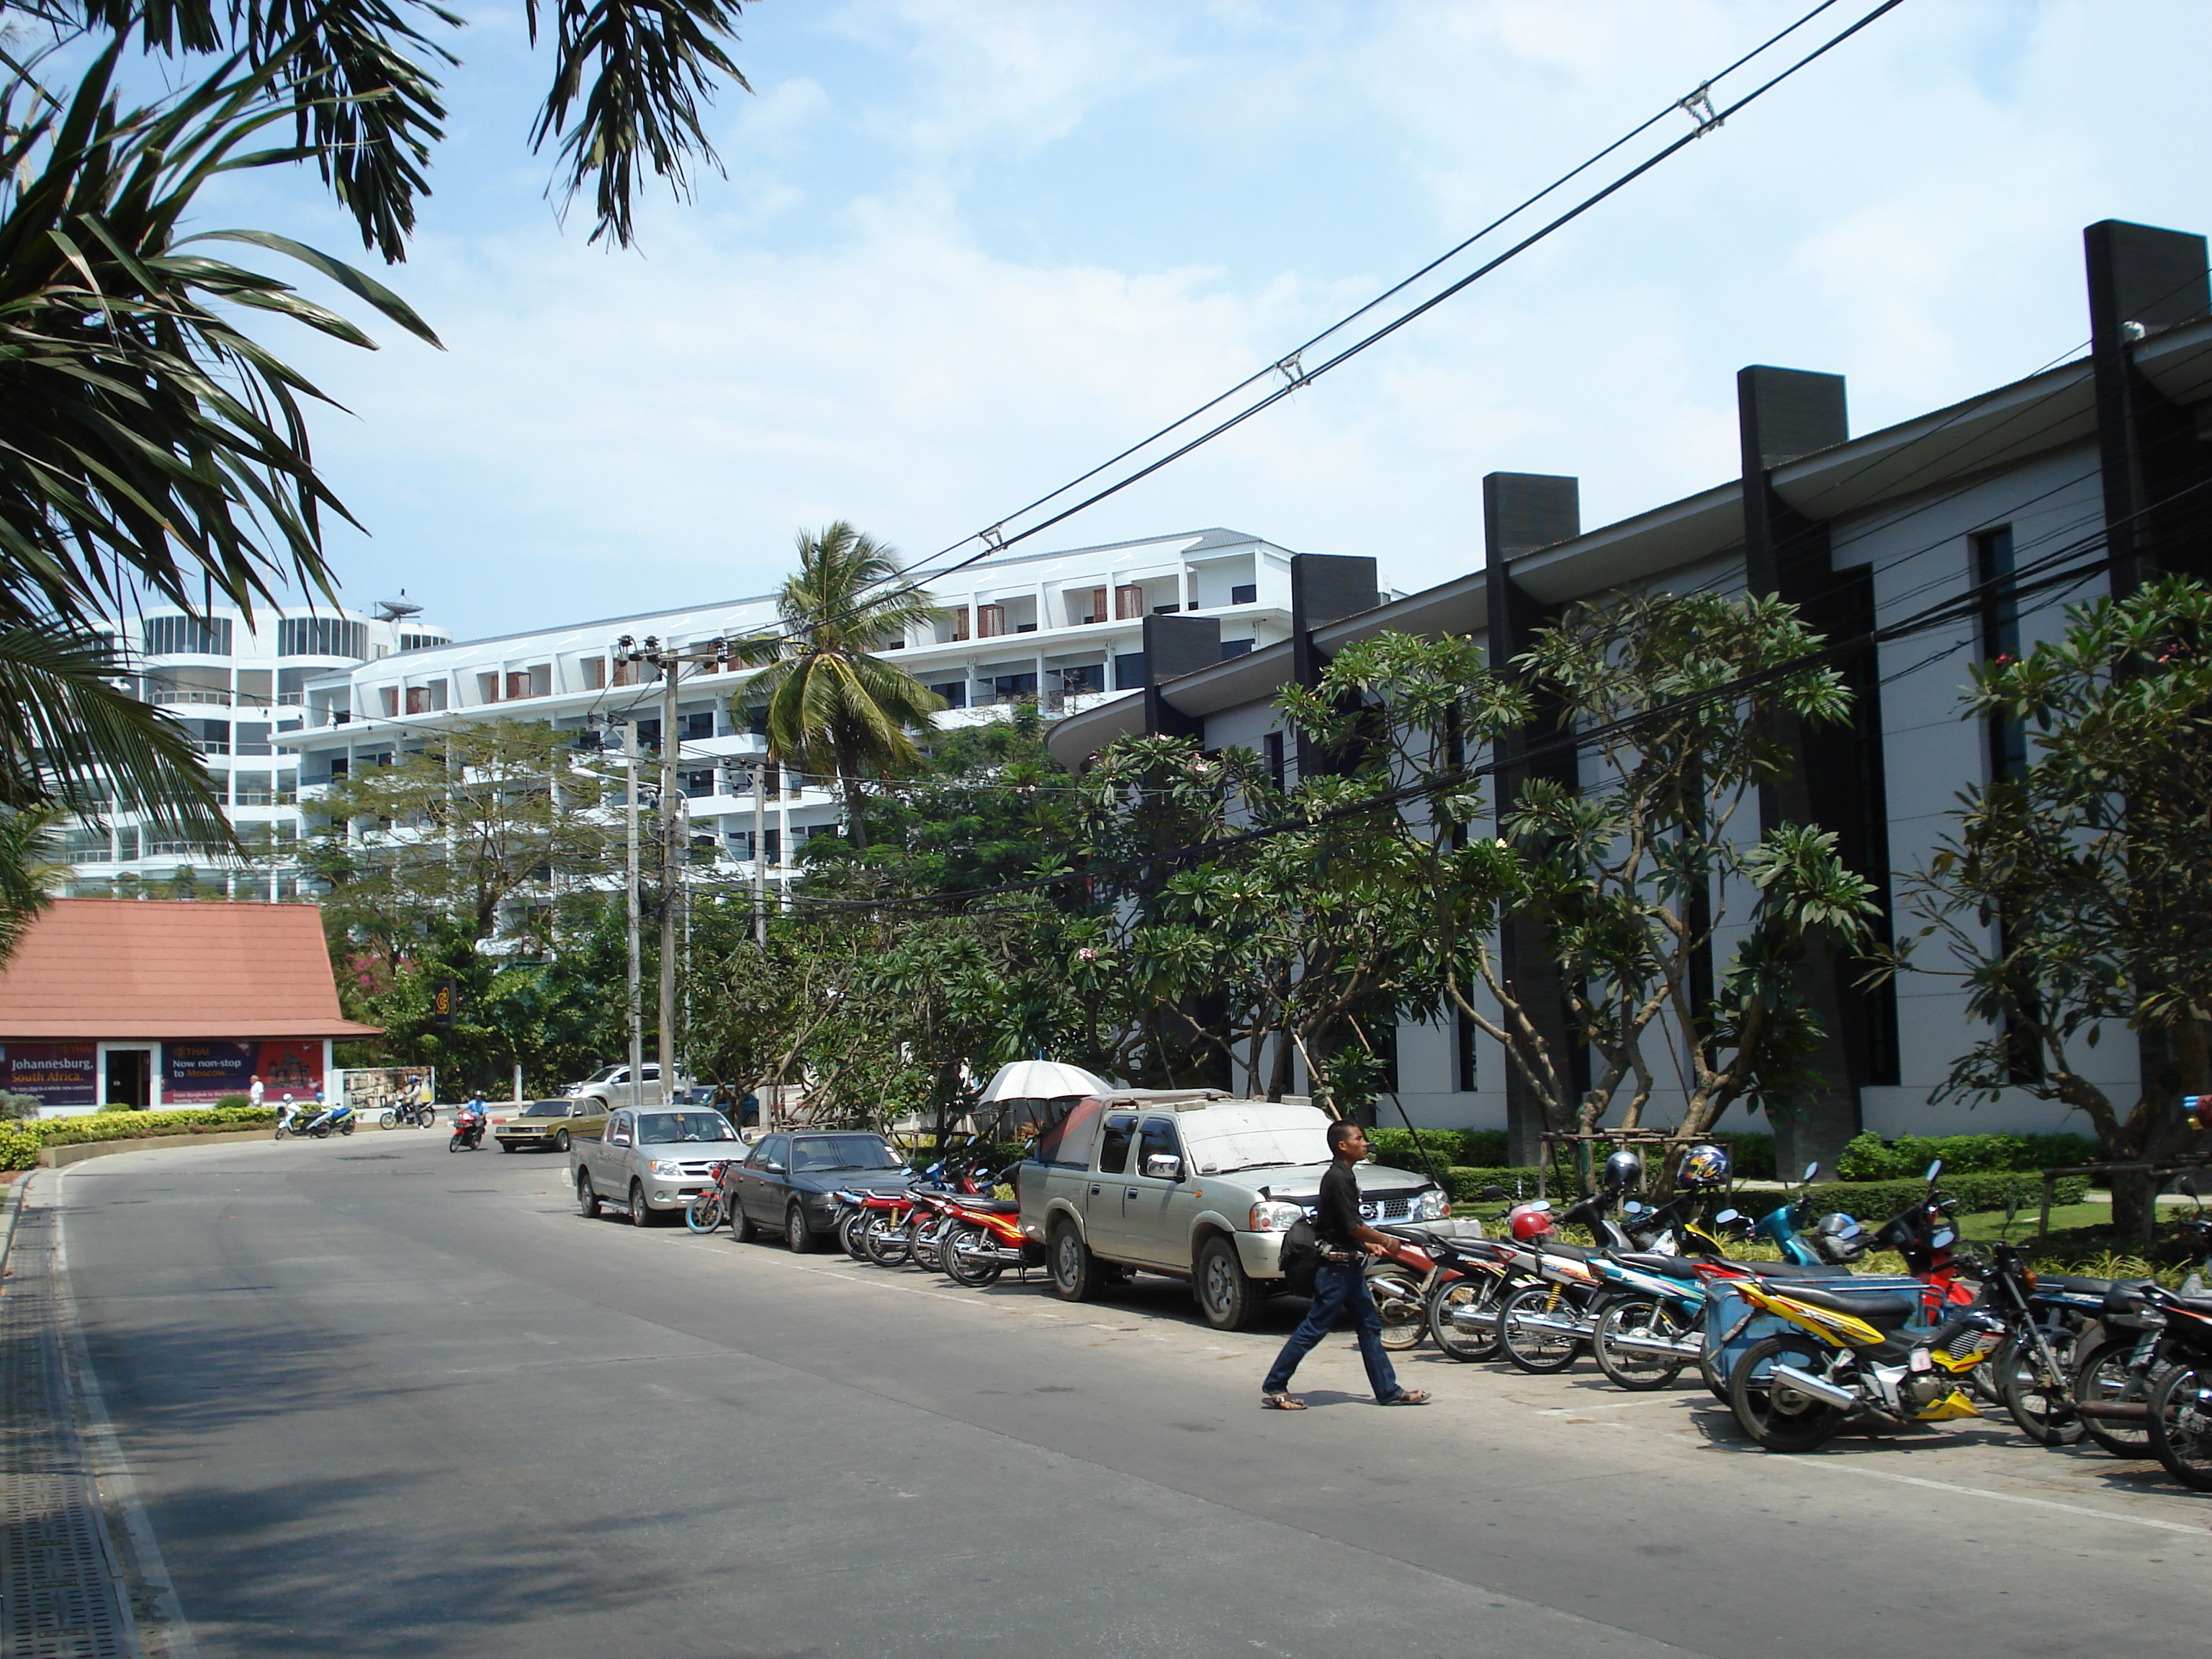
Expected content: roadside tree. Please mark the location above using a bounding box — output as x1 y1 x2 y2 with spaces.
1896 577 2212 1236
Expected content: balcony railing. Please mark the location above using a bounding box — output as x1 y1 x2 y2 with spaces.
152 691 230 706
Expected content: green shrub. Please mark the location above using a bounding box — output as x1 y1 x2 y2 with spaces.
1368 1128 1504 1171
1807 1171 2087 1220
214 1093 253 1111
97 1100 145 1112
1442 1166 1546 1203
0 1092 39 1121
0 1106 279 1170
1835 1132 2103 1182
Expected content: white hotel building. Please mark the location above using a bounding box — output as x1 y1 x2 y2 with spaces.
279 529 1307 884
65 603 451 899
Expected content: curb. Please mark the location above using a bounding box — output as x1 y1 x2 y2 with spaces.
37 1129 276 1169
0 1168 30 1280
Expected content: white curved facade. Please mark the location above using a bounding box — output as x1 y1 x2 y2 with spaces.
65 605 449 899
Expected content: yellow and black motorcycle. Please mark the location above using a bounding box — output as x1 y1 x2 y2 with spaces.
1725 1242 2046 1452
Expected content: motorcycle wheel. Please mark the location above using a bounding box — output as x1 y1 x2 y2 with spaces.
839 1210 870 1261
861 1215 911 1269
2146 1362 2212 1491
1593 1296 1694 1391
341 1119 354 1136
1426 1278 1503 1363
1701 1346 1731 1403
1730 1334 1850 1453
685 1192 725 1235
909 1217 948 1274
2072 1334 2155 1457
448 1134 463 1153
1367 1265 1427 1352
943 1222 1004 1287
1498 1283 1585 1375
1993 1332 2083 1447
378 1110 397 1130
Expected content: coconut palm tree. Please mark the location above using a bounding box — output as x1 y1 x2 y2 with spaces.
735 523 946 849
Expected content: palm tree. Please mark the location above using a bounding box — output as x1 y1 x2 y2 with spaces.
735 523 946 849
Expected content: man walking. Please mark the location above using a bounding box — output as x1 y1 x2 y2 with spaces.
248 1074 264 1111
1262 1120 1430 1410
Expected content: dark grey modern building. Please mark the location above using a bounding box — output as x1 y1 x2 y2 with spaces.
1048 218 2212 1167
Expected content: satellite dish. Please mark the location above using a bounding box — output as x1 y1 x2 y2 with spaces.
373 590 423 621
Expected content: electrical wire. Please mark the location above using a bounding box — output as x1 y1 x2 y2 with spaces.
665 0 1901 661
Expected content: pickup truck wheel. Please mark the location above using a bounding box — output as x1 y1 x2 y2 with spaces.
1195 1235 1257 1331
629 1182 651 1228
1049 1220 1101 1303
786 1203 817 1254
554 1128 571 1153
576 1169 601 1218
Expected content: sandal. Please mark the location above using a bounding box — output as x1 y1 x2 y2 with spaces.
1380 1389 1431 1406
1261 1392 1308 1411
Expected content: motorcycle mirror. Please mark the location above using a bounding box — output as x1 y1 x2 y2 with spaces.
1528 1199 1553 1213
1623 1200 1645 1215
1802 1161 1819 1183
1714 1208 1740 1224
2176 1174 2200 1199
1931 1228 1956 1249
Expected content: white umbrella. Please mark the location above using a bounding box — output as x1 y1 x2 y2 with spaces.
976 1060 1111 1104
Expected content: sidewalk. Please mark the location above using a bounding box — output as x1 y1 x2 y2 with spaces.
0 1176 146 1658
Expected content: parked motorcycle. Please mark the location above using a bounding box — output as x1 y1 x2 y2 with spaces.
1725 1238 2049 1452
289 1100 356 1139
2068 1192 2212 1459
941 1196 1045 1288
686 1161 737 1233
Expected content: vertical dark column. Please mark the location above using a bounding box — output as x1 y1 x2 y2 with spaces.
2082 220 2212 1130
1287 554 1380 780
1738 366 1885 1171
1139 613 1220 739
2084 220 2212 596
1483 472 1581 1166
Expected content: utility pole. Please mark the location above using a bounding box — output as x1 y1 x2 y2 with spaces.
660 657 680 1101
752 760 768 947
621 721 642 1115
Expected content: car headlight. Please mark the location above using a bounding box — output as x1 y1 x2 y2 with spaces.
1414 1189 1449 1221
1248 1200 1306 1232
649 1159 685 1177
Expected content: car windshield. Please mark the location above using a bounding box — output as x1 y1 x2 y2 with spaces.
518 1102 573 1118
788 1135 904 1173
583 1066 621 1084
636 1112 738 1144
1178 1106 1332 1173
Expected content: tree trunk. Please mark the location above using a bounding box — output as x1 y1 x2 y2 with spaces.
2110 1166 2160 1241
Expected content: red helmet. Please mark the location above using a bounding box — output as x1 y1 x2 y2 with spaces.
1506 1202 1555 1243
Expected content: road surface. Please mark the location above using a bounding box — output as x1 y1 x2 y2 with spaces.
45 1135 2211 1658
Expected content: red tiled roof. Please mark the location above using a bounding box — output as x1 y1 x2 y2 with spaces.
0 899 382 1040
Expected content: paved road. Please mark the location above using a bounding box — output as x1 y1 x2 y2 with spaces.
46 1136 2211 1658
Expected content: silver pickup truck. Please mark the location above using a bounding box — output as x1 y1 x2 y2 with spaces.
1017 1089 1449 1331
570 1105 747 1226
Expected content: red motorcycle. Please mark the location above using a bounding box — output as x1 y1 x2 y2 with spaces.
940 1195 1044 1287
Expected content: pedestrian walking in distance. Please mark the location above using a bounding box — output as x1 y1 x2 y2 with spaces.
248 1074 264 1110
1262 1121 1431 1411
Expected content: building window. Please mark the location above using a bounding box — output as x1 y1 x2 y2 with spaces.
1455 1007 1478 1092
1114 584 1145 621
977 604 1007 639
1263 731 1285 793
277 617 369 659
379 687 399 717
582 657 606 690
143 614 233 657
1220 639 1253 658
397 631 448 652
1231 584 1256 606
1113 652 1145 690
680 711 714 740
1057 665 1105 696
928 681 967 710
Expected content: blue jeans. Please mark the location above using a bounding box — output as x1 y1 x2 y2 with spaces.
1262 1259 1404 1401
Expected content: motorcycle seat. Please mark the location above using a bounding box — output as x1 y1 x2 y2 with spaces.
2175 1294 2212 1318
1769 1282 1920 1327
953 1198 1020 1215
1612 1251 1700 1280
1527 1241 1599 1262
2032 1273 2119 1296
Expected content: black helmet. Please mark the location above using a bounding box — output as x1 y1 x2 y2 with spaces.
1601 1149 1642 1192
1812 1211 1865 1264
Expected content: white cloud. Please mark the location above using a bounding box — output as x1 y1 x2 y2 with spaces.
243 1 2212 640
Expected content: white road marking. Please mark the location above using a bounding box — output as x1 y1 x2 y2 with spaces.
1799 1457 2207 1536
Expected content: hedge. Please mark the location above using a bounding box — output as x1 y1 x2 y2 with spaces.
1834 1131 2103 1182
0 1107 277 1170
1807 1170 2088 1221
1371 1128 1776 1183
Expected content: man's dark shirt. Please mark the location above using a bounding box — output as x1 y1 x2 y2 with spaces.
1314 1159 1364 1254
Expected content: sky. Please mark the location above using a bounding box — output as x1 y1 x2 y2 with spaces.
188 0 2212 640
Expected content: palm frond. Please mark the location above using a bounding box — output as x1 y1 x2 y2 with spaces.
0 620 230 842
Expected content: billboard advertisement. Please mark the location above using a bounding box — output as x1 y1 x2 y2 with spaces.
162 1040 325 1106
1 1043 97 1110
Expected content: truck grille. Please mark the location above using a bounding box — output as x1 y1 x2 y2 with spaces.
1360 1194 1417 1222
